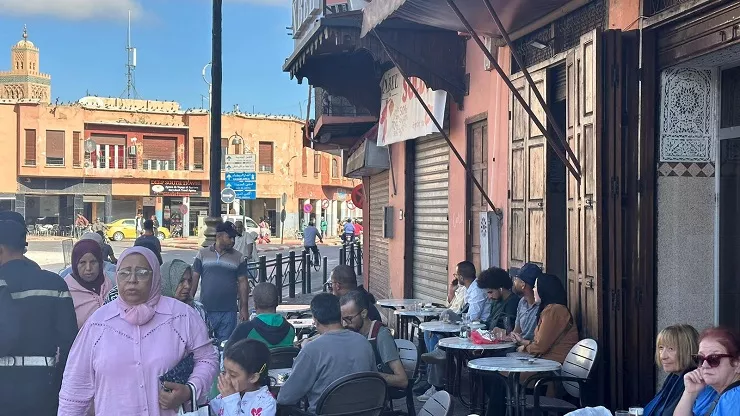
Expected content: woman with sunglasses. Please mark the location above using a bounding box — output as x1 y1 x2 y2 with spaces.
674 327 740 416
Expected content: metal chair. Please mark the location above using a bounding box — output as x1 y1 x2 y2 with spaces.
417 390 453 416
270 346 300 369
284 372 388 416
524 338 599 415
387 339 419 415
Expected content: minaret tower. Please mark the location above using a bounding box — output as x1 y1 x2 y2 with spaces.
0 26 51 102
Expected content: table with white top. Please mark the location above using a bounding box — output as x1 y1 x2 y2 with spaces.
467 357 562 416
269 368 293 387
419 321 462 334
276 304 311 318
437 337 517 407
287 318 315 329
376 299 424 309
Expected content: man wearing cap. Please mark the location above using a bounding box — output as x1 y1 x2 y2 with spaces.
510 262 541 341
58 232 117 282
0 219 77 415
191 221 250 343
134 219 163 264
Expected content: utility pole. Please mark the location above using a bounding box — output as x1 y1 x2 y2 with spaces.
203 0 223 247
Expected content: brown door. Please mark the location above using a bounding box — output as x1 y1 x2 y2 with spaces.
467 118 488 271
509 69 548 270
566 28 603 350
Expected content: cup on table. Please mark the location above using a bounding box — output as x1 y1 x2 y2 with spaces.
629 408 644 416
615 411 629 416
442 311 451 323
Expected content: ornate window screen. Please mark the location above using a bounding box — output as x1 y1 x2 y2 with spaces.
659 67 716 162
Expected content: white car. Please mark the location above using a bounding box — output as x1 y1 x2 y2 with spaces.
221 215 264 238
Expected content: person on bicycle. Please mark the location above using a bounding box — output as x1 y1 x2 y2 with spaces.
303 219 323 265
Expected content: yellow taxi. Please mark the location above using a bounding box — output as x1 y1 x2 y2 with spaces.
105 219 171 241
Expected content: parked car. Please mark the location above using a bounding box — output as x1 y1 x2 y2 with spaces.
221 215 263 237
105 219 171 241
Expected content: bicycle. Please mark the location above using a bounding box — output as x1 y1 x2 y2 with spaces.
303 246 322 272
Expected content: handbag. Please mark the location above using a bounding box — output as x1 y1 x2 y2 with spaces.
178 382 210 416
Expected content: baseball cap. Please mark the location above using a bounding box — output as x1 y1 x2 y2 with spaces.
216 221 238 238
0 211 26 230
0 220 28 251
517 262 542 287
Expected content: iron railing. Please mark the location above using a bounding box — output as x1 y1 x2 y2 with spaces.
248 250 329 301
315 88 372 119
338 241 363 277
644 0 694 16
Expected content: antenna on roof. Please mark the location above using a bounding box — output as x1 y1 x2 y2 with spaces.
121 10 140 99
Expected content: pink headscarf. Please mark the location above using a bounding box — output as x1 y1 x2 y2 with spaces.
115 246 162 326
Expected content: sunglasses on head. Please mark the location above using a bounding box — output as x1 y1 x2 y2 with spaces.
693 354 735 368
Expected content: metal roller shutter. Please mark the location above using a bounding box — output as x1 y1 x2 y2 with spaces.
111 200 137 221
368 172 390 300
412 135 449 302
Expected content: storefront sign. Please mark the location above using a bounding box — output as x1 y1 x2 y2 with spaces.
377 67 447 146
150 180 202 197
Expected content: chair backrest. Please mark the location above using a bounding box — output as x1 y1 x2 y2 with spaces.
561 338 598 398
418 390 453 416
269 346 300 369
394 338 419 379
316 372 387 416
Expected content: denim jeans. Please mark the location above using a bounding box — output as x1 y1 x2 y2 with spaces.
424 331 443 352
206 311 238 344
424 331 446 387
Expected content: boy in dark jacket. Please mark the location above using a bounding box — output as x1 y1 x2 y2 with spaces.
227 282 295 349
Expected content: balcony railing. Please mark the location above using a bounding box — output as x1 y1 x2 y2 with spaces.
644 0 694 16
292 0 362 42
315 87 372 118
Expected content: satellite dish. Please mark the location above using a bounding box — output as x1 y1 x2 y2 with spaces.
84 139 96 153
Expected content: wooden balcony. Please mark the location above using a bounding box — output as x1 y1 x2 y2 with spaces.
308 88 377 152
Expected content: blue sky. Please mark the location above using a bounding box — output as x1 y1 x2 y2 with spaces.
0 0 309 116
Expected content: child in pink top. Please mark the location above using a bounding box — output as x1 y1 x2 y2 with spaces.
210 339 277 416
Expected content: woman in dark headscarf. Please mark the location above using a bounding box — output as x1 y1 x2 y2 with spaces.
161 259 207 322
63 239 113 329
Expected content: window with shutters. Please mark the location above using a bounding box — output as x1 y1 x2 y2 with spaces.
142 136 176 170
193 137 204 170
45 130 65 166
24 129 36 166
259 141 273 173
302 147 307 176
332 158 339 178
73 132 82 167
314 153 321 177
221 138 228 169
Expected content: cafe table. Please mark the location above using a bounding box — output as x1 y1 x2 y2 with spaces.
437 337 516 408
269 368 293 388
287 318 315 329
467 357 562 416
276 304 311 318
393 308 447 341
418 321 462 334
376 298 424 309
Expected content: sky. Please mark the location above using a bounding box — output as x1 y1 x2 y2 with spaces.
0 0 309 117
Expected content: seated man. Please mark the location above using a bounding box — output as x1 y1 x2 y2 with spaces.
329 265 382 321
508 263 541 341
340 290 408 389
227 282 296 349
277 293 376 413
478 267 520 331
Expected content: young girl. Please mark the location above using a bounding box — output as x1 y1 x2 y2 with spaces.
210 339 276 416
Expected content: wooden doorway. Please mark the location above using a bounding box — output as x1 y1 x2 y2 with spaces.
467 116 488 271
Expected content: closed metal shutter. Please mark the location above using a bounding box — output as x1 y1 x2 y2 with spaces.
111 199 136 221
368 172 390 300
412 135 449 302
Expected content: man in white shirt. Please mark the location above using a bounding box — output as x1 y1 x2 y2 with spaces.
234 221 256 261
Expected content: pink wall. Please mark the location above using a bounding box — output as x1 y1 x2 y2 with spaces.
386 141 408 298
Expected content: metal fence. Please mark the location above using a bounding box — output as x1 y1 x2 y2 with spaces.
247 250 330 301
339 242 363 277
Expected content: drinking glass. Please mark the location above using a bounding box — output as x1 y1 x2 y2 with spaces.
629 408 644 416
615 411 629 416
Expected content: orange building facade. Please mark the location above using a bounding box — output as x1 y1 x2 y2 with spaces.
0 31 358 237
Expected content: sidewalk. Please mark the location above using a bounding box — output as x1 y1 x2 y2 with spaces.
159 236 346 251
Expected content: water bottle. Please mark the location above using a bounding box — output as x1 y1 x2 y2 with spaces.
249 309 257 321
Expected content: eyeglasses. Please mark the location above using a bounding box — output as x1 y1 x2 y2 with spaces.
117 268 154 282
342 311 363 324
693 354 735 368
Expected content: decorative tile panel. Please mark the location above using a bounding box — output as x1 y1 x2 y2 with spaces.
657 162 715 177
659 68 716 162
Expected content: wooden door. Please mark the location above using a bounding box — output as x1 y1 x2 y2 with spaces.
509 69 548 270
468 118 488 271
566 29 603 344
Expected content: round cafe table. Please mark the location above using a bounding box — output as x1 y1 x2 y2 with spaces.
418 321 462 333
437 337 516 408
276 304 311 319
467 357 562 416
376 299 424 309
393 308 447 340
287 318 315 329
269 368 293 388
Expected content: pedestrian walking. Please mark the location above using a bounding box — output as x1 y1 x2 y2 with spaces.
135 212 144 236
135 219 163 265
63 239 113 329
0 218 78 415
191 221 251 344
320 216 328 237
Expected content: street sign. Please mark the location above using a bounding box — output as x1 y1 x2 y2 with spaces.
225 172 256 181
225 179 256 191
221 188 236 204
281 193 287 206
347 200 355 210
224 154 256 172
303 203 313 213
321 199 330 209
280 209 287 222
235 190 256 200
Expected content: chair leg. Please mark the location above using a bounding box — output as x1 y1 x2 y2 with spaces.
405 390 416 416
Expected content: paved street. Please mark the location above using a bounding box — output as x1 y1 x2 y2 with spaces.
26 239 343 300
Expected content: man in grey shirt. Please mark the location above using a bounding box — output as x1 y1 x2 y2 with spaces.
302 218 323 265
512 263 541 340
277 293 375 412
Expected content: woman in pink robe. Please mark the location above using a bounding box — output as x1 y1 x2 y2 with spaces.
58 246 219 415
63 239 113 329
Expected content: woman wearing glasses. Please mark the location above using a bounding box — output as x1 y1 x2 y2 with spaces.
674 327 740 416
58 246 219 415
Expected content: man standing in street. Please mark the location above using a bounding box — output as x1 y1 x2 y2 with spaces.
320 216 328 238
191 221 251 343
135 211 144 236
303 218 323 265
234 220 256 262
134 219 162 264
0 218 78 415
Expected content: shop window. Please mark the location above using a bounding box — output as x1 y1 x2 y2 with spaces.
259 141 273 173
45 130 65 166
193 137 204 170
331 158 339 178
24 129 36 166
302 147 307 176
73 132 81 167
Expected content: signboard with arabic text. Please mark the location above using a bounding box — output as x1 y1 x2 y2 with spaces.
377 67 447 146
150 180 202 197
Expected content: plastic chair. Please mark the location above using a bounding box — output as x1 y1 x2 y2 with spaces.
270 346 300 369
418 390 453 416
524 338 599 415
285 372 387 416
387 339 419 415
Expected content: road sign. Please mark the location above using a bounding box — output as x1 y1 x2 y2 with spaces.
221 188 236 204
347 201 355 210
303 203 313 213
235 190 256 200
225 179 256 191
225 172 256 181
321 199 330 209
281 193 287 206
281 209 287 222
224 154 256 172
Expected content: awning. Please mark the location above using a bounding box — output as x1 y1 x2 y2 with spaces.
362 0 578 38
